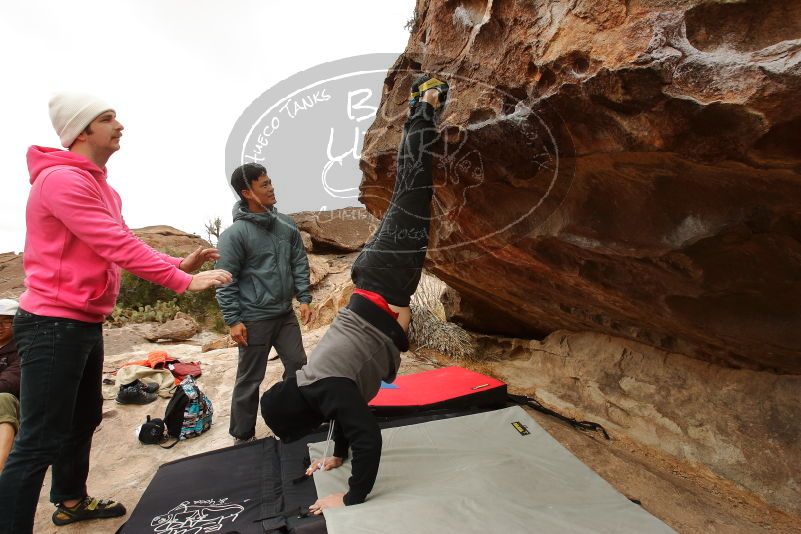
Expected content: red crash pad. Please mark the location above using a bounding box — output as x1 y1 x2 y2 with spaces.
369 366 507 415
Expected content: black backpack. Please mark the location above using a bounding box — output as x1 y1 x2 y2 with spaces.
163 376 213 440
137 376 213 447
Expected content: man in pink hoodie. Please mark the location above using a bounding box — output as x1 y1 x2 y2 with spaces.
0 93 232 533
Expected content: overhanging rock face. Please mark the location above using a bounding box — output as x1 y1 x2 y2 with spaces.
360 0 801 373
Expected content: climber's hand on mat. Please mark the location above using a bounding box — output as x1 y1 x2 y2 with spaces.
309 492 345 515
306 456 343 476
230 322 248 347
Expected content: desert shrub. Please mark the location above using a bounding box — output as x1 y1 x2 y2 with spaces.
404 12 419 32
109 299 181 324
408 272 475 360
110 259 225 331
204 216 224 246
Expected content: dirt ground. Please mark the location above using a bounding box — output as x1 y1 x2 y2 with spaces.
27 330 801 533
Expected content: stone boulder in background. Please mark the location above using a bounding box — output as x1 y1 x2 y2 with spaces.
292 208 379 253
0 252 24 299
140 312 199 342
134 225 211 256
299 230 314 252
308 255 331 287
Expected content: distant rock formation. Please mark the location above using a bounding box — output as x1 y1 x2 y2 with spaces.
0 252 24 298
0 226 213 300
0 220 363 303
361 0 801 374
134 225 211 256
140 312 199 342
292 208 378 252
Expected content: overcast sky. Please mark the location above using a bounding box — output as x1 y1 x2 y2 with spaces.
0 0 416 252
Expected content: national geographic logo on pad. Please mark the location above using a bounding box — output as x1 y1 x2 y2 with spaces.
511 421 530 436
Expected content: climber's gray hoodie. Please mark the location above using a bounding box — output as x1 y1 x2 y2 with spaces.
215 201 311 325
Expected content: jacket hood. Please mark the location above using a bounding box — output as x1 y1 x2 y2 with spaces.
232 200 278 230
26 145 106 184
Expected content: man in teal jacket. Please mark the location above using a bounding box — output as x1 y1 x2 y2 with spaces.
216 163 312 442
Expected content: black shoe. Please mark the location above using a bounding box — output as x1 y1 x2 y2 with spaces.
116 382 157 405
52 496 126 526
409 74 449 110
122 378 159 394
137 380 160 394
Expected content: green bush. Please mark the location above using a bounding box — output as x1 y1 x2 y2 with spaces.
110 259 225 331
110 299 181 324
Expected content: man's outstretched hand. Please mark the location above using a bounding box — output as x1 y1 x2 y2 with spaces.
187 269 232 291
309 492 345 515
180 246 221 273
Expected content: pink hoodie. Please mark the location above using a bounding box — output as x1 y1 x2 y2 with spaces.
19 146 193 323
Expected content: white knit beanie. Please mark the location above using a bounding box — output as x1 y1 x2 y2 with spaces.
48 92 114 148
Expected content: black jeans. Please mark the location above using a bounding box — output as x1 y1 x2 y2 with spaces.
351 102 438 307
0 309 104 534
229 311 307 440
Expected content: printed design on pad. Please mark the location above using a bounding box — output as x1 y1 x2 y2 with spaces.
150 498 246 533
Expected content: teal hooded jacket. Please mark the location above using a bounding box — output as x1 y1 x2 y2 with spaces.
215 201 311 326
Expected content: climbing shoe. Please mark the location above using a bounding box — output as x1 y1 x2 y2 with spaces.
409 74 449 110
52 496 126 526
116 381 158 405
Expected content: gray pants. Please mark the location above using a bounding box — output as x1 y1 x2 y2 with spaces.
229 312 306 439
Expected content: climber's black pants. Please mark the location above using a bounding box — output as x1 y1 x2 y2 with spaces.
351 102 438 306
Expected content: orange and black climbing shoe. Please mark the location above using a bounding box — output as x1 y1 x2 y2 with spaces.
52 496 127 526
409 75 449 110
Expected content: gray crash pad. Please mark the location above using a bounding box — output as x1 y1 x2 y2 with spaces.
309 405 675 533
